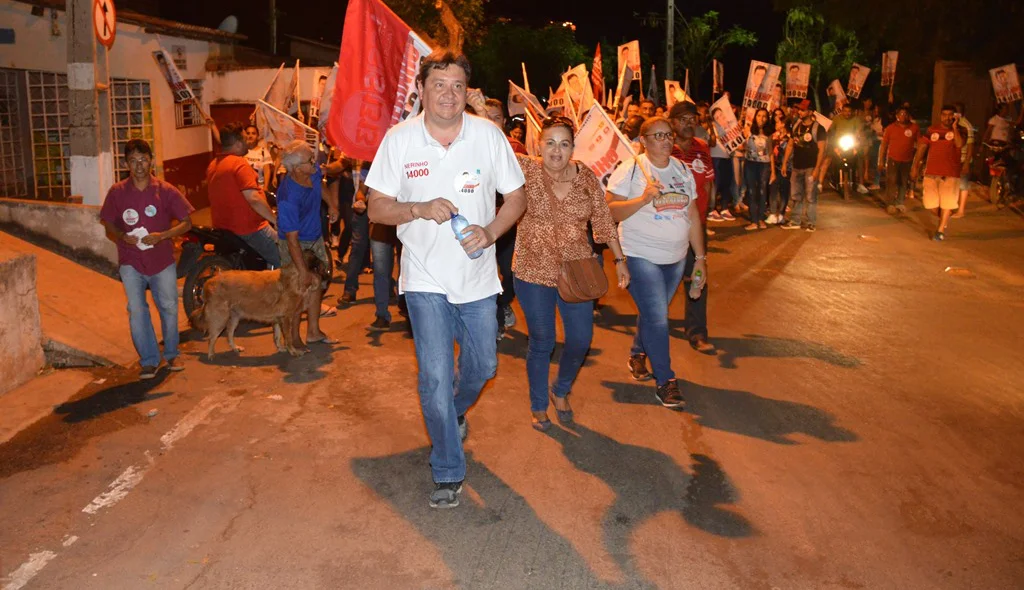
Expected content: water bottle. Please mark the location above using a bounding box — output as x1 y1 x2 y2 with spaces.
450 213 483 259
689 269 704 299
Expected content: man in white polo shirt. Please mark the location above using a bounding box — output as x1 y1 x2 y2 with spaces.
366 50 526 509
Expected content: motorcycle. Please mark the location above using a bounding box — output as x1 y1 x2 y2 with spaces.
985 135 1022 208
832 133 859 200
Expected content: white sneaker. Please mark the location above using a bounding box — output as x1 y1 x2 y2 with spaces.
856 183 869 194
766 213 777 224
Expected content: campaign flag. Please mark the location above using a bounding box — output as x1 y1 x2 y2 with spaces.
709 94 744 153
814 111 833 132
548 84 567 116
509 81 545 123
684 69 691 97
591 44 605 101
289 61 302 121
152 49 195 104
712 59 724 95
646 65 660 106
664 80 692 109
618 40 641 83
573 105 639 187
262 64 288 110
563 64 594 124
613 62 634 110
255 100 319 151
827 79 848 115
785 62 810 99
742 61 781 122
846 63 870 99
990 64 1023 104
881 51 898 86
523 108 542 157
308 69 330 123
327 0 432 161
315 65 338 135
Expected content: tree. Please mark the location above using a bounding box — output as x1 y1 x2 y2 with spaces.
672 11 757 99
388 0 487 52
468 23 589 101
775 7 862 112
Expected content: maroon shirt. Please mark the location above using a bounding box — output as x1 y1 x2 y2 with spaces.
100 177 194 275
672 138 715 218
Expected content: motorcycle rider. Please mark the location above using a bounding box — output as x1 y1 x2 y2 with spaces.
828 101 869 196
206 122 279 267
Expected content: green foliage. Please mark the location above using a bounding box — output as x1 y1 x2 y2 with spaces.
775 6 862 111
387 0 487 51
673 11 757 98
467 23 589 100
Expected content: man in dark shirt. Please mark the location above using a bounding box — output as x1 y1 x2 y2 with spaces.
781 100 828 232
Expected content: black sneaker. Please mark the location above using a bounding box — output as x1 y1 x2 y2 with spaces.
627 354 653 382
429 481 463 509
367 317 390 332
337 292 356 306
139 365 158 380
457 415 468 442
655 379 685 408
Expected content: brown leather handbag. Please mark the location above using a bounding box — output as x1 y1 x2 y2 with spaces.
558 255 609 303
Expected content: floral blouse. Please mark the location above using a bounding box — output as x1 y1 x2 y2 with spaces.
513 155 617 287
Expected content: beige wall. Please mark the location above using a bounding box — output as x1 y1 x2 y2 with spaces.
0 198 117 266
0 251 45 396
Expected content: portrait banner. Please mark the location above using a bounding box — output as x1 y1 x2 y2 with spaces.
710 94 744 153
785 62 810 99
152 49 195 103
990 64 1023 104
574 105 639 187
618 41 641 82
846 63 870 99
881 51 898 86
742 60 781 123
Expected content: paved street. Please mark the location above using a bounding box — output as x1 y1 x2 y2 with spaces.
2 190 1023 589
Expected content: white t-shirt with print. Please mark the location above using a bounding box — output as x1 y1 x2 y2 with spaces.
245 144 273 186
989 115 1011 143
365 112 525 304
607 153 696 265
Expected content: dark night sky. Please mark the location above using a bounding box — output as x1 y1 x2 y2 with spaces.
154 0 784 100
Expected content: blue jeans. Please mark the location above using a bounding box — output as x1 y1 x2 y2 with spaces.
119 263 179 368
370 239 397 321
744 161 770 223
770 169 790 215
626 256 687 386
789 168 818 225
344 210 370 295
239 225 281 268
713 157 734 211
514 277 594 412
405 292 498 483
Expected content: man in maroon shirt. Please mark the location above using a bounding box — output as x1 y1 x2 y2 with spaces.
668 101 716 354
911 105 964 241
879 106 920 214
100 140 194 378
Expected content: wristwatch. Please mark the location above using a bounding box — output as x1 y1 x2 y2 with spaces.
614 257 626 264
694 254 707 260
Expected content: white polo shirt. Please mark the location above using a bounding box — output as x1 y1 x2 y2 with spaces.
365 112 525 304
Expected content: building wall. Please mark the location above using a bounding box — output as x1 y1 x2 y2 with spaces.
0 250 45 396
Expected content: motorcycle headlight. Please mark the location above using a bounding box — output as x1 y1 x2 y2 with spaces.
838 134 856 152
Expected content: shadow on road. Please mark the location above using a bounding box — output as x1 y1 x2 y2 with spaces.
497 329 606 368
710 333 861 370
191 342 345 384
351 447 628 589
542 424 754 580
604 379 857 445
53 374 173 423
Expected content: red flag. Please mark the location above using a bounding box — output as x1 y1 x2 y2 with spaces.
326 0 431 161
591 44 604 101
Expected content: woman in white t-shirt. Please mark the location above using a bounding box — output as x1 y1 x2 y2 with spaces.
606 117 708 409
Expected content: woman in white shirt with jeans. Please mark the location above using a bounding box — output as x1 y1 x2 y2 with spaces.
606 117 708 409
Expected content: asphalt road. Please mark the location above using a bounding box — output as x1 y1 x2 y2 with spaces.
2 190 1023 590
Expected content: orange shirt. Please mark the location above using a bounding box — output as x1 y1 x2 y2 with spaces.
206 154 268 235
882 122 920 163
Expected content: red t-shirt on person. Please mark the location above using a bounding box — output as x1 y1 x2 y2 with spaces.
206 154 268 235
882 122 920 162
99 178 194 276
919 125 962 178
672 138 715 218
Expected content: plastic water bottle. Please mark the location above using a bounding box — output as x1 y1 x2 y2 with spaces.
450 213 483 259
689 269 704 299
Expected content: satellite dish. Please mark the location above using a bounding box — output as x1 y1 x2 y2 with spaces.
217 16 238 34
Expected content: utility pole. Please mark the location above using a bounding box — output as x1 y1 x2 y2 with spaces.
269 0 277 54
66 0 114 205
666 0 674 82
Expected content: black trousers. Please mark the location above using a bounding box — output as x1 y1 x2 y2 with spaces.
682 246 709 342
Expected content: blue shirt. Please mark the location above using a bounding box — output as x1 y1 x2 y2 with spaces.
276 168 323 242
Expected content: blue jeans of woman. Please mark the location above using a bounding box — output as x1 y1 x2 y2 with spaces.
119 263 179 368
626 256 687 386
514 276 594 412
744 160 770 223
712 157 734 211
405 292 498 484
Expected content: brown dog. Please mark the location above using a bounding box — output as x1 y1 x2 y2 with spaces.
189 251 323 358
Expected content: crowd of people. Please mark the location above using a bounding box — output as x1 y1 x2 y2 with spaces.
98 48 1020 509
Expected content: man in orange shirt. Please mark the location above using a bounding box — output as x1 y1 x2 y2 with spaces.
879 106 920 214
206 123 279 266
911 105 964 241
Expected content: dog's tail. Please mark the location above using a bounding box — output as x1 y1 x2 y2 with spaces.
188 306 208 333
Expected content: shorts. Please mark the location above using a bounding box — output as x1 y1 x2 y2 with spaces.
278 236 330 271
960 174 970 191
922 176 959 210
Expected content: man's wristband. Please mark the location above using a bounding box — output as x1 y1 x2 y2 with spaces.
694 254 707 261
614 257 626 264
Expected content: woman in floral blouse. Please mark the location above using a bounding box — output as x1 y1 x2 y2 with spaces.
514 116 630 431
